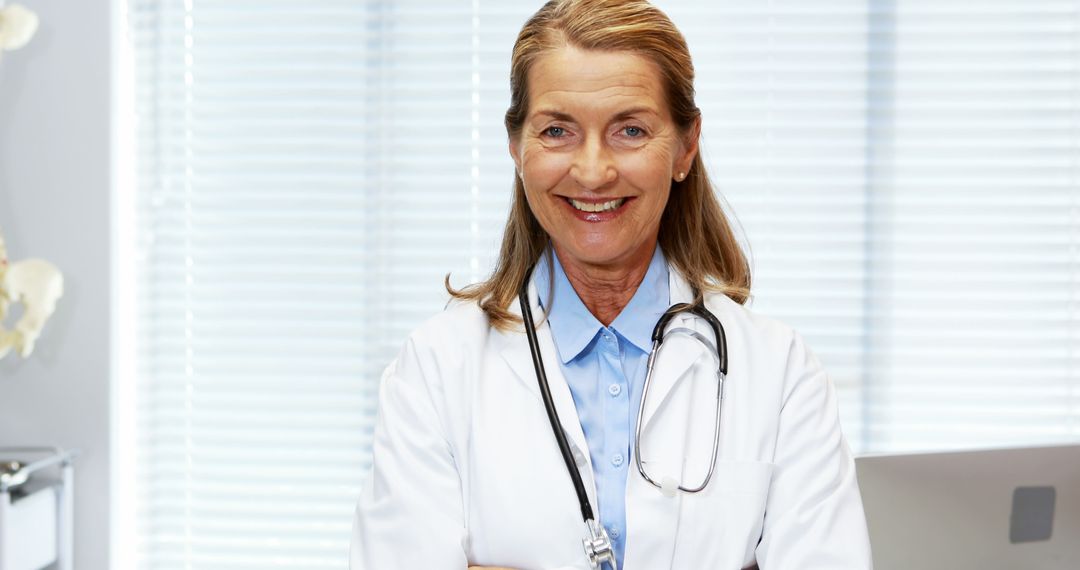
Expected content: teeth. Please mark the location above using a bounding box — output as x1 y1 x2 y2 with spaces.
568 198 625 213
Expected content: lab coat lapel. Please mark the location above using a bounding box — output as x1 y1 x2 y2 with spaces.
497 281 594 483
637 269 706 433
626 269 718 568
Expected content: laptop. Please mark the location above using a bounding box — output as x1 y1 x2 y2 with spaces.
855 444 1080 570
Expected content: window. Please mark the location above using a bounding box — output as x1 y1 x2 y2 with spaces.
124 0 1080 566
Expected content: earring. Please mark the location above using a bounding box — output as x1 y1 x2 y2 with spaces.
677 172 686 181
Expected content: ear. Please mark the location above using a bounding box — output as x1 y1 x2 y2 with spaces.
675 116 702 179
508 138 523 177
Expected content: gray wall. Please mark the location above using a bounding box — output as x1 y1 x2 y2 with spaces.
0 0 112 568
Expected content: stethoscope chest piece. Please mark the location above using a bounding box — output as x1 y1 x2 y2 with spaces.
583 519 617 569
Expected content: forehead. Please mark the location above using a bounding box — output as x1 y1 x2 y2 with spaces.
527 45 668 118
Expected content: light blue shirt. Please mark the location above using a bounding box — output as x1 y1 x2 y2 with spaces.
533 246 670 569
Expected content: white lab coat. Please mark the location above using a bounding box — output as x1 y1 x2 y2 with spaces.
350 266 873 569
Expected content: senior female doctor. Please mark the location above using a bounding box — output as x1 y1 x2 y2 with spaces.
351 1 873 568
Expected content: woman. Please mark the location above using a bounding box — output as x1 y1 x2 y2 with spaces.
351 1 872 568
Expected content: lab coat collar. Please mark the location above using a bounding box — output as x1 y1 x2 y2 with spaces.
497 279 597 503
636 266 706 432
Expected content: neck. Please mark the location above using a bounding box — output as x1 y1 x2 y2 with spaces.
553 243 656 327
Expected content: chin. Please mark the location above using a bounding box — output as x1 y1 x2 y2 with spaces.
559 241 636 268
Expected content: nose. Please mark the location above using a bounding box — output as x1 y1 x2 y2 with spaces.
570 135 617 190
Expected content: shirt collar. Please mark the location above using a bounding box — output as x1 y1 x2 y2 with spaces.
534 246 670 364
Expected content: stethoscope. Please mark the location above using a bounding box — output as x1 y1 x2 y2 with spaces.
517 264 728 570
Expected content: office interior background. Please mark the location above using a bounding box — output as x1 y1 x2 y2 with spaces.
1 0 1078 567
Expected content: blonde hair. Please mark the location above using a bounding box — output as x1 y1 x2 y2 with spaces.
447 0 751 330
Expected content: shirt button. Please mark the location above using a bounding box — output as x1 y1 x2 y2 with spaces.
573 450 587 467
608 383 622 397
609 527 620 539
611 453 624 468
602 331 614 343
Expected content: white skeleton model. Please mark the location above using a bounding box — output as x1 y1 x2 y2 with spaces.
0 2 39 58
2 4 49 358
0 230 64 359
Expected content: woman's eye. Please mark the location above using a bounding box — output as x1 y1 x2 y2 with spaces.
623 126 645 137
542 126 566 138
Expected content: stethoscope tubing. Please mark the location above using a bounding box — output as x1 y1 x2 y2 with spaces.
633 334 726 494
518 264 596 523
649 301 728 375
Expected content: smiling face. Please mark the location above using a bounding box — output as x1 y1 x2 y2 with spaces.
509 45 699 275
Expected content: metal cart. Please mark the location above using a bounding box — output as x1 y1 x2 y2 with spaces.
0 447 77 570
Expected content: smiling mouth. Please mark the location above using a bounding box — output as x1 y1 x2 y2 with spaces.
565 197 627 213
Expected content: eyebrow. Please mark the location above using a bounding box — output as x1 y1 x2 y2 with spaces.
532 106 660 123
533 109 575 122
612 106 660 121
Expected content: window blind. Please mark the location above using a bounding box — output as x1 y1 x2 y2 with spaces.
127 0 1080 567
129 1 535 566
852 0 1080 451
663 0 1080 452
662 1 874 440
